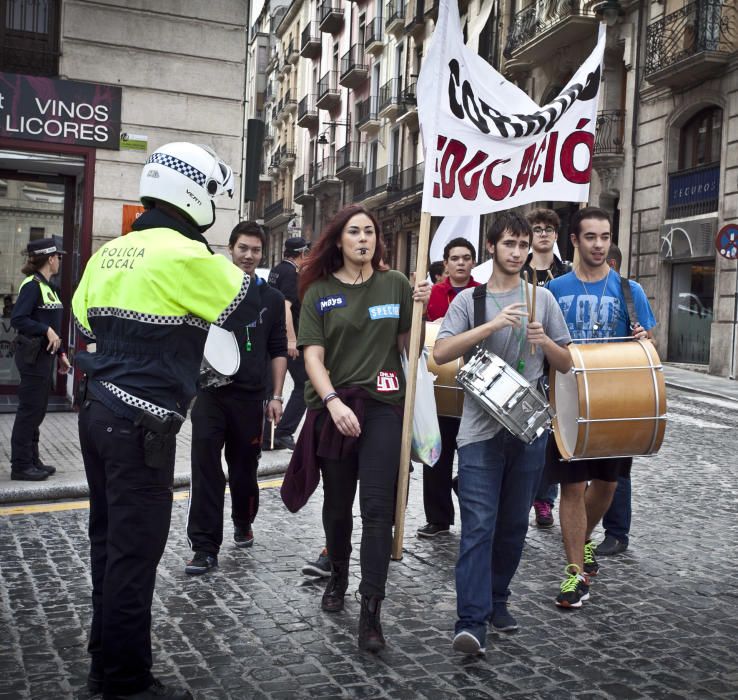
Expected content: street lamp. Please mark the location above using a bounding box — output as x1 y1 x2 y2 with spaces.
317 119 351 145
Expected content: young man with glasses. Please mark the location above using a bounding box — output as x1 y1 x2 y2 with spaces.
522 209 572 528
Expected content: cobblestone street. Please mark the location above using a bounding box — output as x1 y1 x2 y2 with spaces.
1 385 737 699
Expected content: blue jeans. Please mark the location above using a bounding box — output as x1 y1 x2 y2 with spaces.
455 431 546 645
602 475 631 544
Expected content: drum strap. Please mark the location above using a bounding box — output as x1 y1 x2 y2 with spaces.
464 285 489 363
619 275 639 330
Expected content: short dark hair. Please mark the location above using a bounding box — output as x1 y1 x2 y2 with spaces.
229 221 266 248
486 211 532 247
443 237 476 261
569 207 611 239
429 260 445 282
607 242 622 272
526 208 560 230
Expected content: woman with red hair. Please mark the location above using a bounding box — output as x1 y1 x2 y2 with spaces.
295 204 429 651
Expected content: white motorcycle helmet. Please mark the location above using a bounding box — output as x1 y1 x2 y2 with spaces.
139 142 234 230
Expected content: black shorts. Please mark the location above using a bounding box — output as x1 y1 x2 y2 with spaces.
544 436 632 484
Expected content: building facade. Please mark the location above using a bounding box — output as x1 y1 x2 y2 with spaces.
0 0 251 403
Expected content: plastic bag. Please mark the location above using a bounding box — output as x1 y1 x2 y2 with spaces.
401 350 442 467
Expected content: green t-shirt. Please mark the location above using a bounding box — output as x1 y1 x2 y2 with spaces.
298 269 413 408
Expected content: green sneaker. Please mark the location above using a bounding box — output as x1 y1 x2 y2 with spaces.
555 564 590 609
584 540 599 577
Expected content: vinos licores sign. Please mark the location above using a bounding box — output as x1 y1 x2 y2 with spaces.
0 72 122 150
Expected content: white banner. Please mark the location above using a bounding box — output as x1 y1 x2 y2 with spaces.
429 215 481 263
417 0 605 216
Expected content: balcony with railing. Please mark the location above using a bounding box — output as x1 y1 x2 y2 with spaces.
396 80 418 127
297 94 319 129
405 0 425 37
264 197 295 226
666 163 720 220
645 0 735 88
356 96 381 133
364 19 383 57
294 174 314 204
286 39 299 65
284 89 298 115
386 162 424 203
340 44 369 88
353 165 391 203
319 0 345 34
309 156 341 195
386 0 406 37
301 22 321 58
378 77 403 119
317 70 341 111
593 109 625 166
336 142 364 180
266 48 279 73
503 0 597 69
268 152 281 176
279 142 296 168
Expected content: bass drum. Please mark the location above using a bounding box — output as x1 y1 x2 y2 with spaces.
550 340 667 460
425 322 464 418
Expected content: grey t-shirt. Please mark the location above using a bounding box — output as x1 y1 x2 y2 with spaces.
437 282 571 448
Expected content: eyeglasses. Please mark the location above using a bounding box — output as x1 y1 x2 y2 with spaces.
532 226 557 236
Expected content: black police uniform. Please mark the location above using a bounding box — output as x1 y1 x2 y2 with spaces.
266 256 308 444
187 276 287 553
10 240 65 480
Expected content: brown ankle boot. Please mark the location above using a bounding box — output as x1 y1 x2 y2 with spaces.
321 561 348 612
358 594 385 652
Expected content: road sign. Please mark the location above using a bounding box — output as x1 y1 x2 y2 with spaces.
716 223 738 259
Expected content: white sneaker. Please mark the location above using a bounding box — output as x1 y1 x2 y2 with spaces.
452 630 485 655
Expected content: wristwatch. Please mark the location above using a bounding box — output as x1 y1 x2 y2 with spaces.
271 395 284 402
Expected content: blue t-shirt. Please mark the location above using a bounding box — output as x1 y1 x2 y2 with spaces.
547 269 656 341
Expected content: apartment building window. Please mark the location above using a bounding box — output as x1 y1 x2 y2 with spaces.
359 13 366 46
0 0 60 76
679 107 723 170
478 0 501 69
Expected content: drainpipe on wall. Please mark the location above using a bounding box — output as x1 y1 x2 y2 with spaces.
731 271 738 380
626 0 644 280
239 0 253 221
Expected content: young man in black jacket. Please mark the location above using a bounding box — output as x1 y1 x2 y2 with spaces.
185 222 288 574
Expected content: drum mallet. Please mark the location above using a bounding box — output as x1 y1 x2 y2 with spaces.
270 419 275 450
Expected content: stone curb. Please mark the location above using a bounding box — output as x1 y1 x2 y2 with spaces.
0 462 290 506
663 379 738 404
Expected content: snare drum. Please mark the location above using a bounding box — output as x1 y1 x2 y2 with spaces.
425 322 464 418
457 347 553 444
550 340 666 460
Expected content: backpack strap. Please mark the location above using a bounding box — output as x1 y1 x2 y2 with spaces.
619 275 639 331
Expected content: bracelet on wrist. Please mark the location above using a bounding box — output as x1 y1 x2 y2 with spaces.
322 391 338 406
271 395 284 402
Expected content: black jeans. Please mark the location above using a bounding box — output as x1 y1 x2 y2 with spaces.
79 399 175 696
275 354 307 439
319 400 402 599
10 354 53 472
187 389 264 554
422 416 460 527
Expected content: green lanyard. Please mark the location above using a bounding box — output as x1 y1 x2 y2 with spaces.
486 280 527 374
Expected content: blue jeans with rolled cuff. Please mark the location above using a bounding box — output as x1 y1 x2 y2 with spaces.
454 431 546 646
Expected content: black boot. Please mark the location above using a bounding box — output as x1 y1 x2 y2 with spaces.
358 594 385 652
321 561 349 612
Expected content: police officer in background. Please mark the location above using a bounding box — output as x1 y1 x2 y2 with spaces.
185 221 287 574
264 236 310 450
72 142 259 700
10 236 71 481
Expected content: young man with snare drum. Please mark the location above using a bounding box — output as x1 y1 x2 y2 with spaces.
434 212 571 656
546 207 656 609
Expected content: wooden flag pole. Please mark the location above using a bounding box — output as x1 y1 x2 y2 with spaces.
392 211 432 561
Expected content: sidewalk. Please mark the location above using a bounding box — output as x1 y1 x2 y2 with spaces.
1 364 735 504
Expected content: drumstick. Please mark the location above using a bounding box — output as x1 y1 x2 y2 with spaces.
270 419 275 450
523 271 532 317
531 269 537 355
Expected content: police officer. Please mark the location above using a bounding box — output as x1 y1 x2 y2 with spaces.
10 236 71 481
72 142 259 700
185 221 287 574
